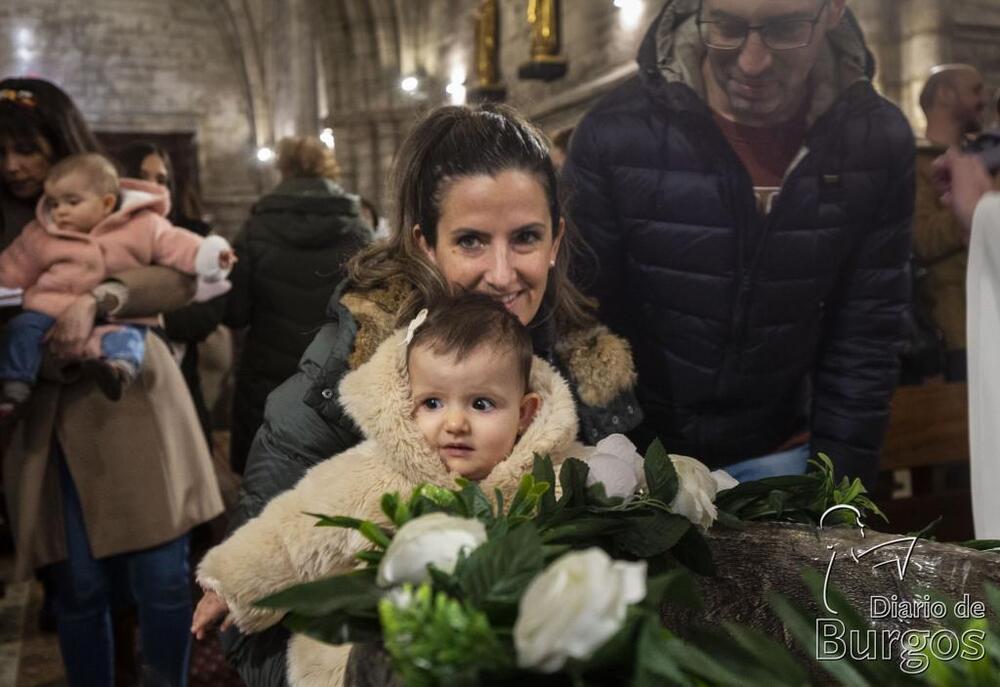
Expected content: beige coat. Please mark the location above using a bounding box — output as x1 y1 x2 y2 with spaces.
3 332 225 580
197 326 583 687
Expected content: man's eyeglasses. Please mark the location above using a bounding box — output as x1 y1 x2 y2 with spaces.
697 0 831 51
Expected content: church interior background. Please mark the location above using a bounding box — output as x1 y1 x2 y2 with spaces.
0 0 998 684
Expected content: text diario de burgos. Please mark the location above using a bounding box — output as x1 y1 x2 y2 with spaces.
815 505 987 674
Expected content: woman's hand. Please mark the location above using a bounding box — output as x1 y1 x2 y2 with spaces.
44 293 97 358
191 590 233 640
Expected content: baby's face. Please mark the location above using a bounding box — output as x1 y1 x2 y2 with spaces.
409 342 537 481
44 171 115 233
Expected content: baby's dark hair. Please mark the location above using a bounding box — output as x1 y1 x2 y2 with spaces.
407 292 533 391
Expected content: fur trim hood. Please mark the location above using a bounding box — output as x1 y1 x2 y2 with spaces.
338 325 580 502
637 0 874 125
340 279 637 411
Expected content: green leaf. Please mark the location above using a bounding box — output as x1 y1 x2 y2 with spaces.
255 569 380 615
669 526 716 576
380 493 400 524
634 615 693 686
454 481 495 523
408 484 460 516
558 458 590 508
304 512 364 529
358 521 392 549
616 511 691 559
643 569 700 609
354 550 383 565
643 439 679 505
457 522 545 611
721 622 808 684
532 453 558 515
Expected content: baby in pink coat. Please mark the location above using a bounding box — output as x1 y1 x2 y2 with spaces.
0 153 234 416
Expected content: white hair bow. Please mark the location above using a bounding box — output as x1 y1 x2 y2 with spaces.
403 308 429 347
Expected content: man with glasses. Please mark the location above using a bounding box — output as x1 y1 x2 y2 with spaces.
564 0 914 486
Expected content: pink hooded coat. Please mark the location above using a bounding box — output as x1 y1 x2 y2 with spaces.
0 178 219 321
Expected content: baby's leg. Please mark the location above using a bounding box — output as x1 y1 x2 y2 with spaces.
90 325 146 400
0 309 56 415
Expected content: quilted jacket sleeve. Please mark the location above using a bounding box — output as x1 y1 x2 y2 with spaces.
562 112 629 334
810 115 915 487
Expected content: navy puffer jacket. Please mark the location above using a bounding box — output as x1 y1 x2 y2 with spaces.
563 0 914 485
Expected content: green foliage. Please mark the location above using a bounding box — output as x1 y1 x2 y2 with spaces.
264 449 1000 686
378 583 510 686
715 452 886 526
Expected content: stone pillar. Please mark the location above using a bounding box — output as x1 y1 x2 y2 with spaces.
272 0 319 138
898 0 950 130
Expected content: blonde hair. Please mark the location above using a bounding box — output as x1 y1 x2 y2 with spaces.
276 136 340 181
47 152 119 196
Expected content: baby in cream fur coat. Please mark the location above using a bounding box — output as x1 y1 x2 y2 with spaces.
193 294 588 686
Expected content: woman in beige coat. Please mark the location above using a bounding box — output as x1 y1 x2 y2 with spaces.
0 78 223 686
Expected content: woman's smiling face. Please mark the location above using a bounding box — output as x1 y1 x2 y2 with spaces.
415 169 562 326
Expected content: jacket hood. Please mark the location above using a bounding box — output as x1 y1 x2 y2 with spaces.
251 178 365 249
337 326 580 500
637 0 875 122
36 178 170 236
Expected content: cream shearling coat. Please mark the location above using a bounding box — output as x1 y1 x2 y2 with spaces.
198 326 583 686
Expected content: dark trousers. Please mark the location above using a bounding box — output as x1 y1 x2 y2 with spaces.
51 450 192 686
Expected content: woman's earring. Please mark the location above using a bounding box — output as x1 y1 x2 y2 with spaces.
549 259 556 268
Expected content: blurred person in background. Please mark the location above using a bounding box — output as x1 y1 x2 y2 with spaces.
0 77 221 687
119 141 231 446
912 65 988 381
223 136 371 474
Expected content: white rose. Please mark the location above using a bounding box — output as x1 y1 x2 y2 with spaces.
584 434 647 500
514 548 646 673
376 513 487 588
668 455 739 530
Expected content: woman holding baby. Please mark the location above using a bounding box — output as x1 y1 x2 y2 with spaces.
218 104 644 686
0 77 223 686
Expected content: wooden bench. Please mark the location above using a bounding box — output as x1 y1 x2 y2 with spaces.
877 382 973 541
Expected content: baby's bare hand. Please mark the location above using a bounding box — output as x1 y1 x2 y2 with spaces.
191 590 232 640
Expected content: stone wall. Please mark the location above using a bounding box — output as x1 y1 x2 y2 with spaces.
1 0 996 237
0 0 264 237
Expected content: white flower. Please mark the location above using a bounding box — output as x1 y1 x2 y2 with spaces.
376 513 487 587
584 434 647 500
668 455 739 530
514 548 646 673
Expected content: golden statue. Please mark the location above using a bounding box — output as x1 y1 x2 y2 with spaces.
520 0 567 81
526 0 558 61
471 0 506 102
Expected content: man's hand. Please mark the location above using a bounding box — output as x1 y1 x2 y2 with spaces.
933 148 994 240
191 590 233 641
44 293 97 358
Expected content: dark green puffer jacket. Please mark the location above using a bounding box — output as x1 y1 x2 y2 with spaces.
223 177 371 473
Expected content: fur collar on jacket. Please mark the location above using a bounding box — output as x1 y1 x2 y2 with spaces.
338 324 580 504
339 278 636 410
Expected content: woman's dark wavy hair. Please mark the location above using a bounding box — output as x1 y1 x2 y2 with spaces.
119 141 175 194
346 103 597 331
0 78 100 164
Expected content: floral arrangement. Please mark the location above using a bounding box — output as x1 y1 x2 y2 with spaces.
255 438 921 686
